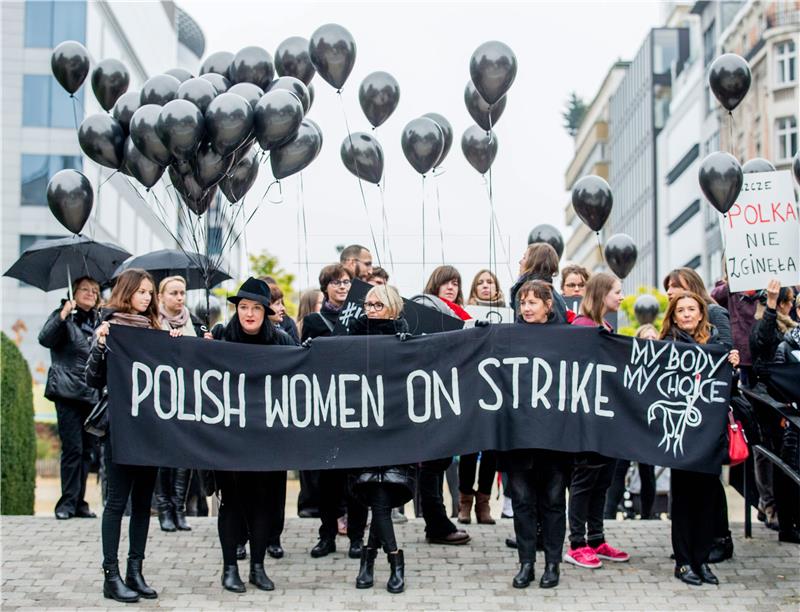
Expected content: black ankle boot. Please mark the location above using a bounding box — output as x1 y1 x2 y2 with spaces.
221 564 246 593
172 469 191 531
512 562 534 588
125 559 157 599
539 562 560 588
249 563 275 591
103 563 140 602
158 510 176 532
356 547 377 589
310 538 336 558
386 550 405 594
349 539 364 559
708 535 733 563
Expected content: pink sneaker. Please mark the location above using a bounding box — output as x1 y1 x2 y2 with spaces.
564 546 602 569
593 542 630 562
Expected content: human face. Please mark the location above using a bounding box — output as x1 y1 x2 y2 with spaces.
666 276 687 301
778 290 795 316
603 280 623 314
475 272 496 301
368 276 386 286
364 297 391 320
638 328 659 341
344 249 373 280
438 278 459 302
131 279 154 314
74 280 99 311
674 296 702 335
160 280 186 315
237 299 265 334
562 273 586 298
268 299 285 323
519 294 551 324
326 274 351 306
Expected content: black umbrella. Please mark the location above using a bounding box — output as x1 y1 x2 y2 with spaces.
113 249 232 289
3 235 131 292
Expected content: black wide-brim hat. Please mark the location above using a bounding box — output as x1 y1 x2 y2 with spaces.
227 277 275 315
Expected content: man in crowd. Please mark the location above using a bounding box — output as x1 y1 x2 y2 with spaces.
340 245 373 282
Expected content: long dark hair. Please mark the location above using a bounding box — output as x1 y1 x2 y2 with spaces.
222 308 279 344
423 265 464 305
107 269 160 329
660 291 712 344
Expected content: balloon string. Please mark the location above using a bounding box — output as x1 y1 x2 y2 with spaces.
596 232 605 264
70 96 80 132
728 111 735 159
299 172 311 287
481 180 514 284
433 172 446 265
337 91 382 269
261 179 283 204
377 181 396 275
421 175 426 282
486 166 498 288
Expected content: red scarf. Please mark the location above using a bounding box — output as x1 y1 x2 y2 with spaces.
440 297 472 321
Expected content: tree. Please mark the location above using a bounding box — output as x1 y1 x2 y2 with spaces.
617 286 669 337
562 92 588 138
217 250 297 317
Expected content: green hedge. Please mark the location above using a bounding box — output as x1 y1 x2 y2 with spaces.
1 332 36 514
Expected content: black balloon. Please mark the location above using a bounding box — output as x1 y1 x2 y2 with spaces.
200 51 234 78
51 40 90 95
275 36 316 85
305 118 324 159
156 99 205 161
194 141 234 189
140 74 181 106
129 104 172 166
271 119 322 179
634 294 660 325
177 77 217 113
220 149 259 202
698 152 742 214
78 113 125 170
341 132 384 184
461 125 497 175
227 82 264 109
527 224 564 259
401 117 444 175
165 67 193 83
205 93 254 157
253 89 304 150
91 59 130 111
794 150 800 185
742 157 776 173
604 234 637 279
572 175 613 232
359 71 400 128
422 113 453 169
308 83 315 111
464 81 506 131
469 41 517 106
112 91 140 136
708 53 751 112
123 138 164 189
269 76 310 112
169 164 205 201
309 23 356 90
229 46 275 89
199 72 230 94
46 169 93 234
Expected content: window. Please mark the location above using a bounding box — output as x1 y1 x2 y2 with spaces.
776 116 798 161
703 21 716 66
24 0 86 48
22 75 83 128
775 40 796 85
21 154 82 206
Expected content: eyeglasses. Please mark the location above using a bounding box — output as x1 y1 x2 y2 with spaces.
330 279 352 287
564 283 585 289
363 301 385 312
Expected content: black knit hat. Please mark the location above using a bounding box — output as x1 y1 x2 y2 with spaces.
227 277 275 315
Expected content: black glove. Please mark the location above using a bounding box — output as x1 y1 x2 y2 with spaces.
301 338 313 348
396 332 412 342
474 320 490 327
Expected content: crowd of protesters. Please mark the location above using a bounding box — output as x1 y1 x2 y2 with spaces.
38 239 799 602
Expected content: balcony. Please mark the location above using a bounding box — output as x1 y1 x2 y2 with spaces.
564 121 609 188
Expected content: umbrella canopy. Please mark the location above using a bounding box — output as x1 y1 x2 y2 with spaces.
3 235 131 291
113 249 232 290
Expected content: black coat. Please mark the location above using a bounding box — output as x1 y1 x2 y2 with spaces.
509 273 568 324
348 316 415 506
300 303 340 341
749 308 786 381
39 303 100 404
775 328 800 364
708 303 733 350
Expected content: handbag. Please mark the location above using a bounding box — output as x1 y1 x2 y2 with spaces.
727 408 749 466
84 393 109 438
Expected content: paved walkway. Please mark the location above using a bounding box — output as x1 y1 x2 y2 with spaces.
1 516 798 610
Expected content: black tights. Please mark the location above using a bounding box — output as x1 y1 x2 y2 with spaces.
217 471 272 565
364 485 398 553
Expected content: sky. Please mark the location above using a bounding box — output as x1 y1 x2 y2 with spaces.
185 0 666 295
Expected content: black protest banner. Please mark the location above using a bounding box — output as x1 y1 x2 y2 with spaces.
765 363 800 404
106 323 732 474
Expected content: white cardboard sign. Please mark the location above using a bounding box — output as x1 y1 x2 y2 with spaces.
722 170 799 293
464 304 515 325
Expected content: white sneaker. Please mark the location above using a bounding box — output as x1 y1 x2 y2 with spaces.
501 495 514 518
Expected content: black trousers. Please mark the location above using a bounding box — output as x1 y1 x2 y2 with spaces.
568 459 615 547
155 468 190 514
420 457 457 537
603 461 657 519
101 442 158 567
266 470 287 546
217 471 274 565
459 451 496 495
363 485 399 553
298 469 321 513
509 451 570 564
55 398 94 515
318 469 367 542
671 469 717 567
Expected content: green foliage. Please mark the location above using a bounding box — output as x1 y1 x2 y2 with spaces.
215 251 297 317
617 286 669 337
562 91 588 137
1 333 36 515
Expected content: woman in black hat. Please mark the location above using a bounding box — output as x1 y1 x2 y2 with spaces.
209 278 296 594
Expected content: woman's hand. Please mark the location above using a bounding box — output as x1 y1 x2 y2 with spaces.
203 332 213 340
728 349 740 368
96 321 110 346
60 300 76 320
765 278 781 309
169 328 182 338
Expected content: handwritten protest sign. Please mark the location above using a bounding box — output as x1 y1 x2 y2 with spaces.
722 170 800 292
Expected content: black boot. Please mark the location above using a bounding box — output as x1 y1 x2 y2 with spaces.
125 559 157 599
103 563 140 602
310 538 336 558
355 547 377 589
696 563 719 585
158 510 176 532
221 564 246 593
349 539 363 559
386 550 405 594
539 562 560 588
708 535 733 563
249 563 275 591
172 469 192 531
674 564 702 586
156 468 176 532
512 562 534 588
